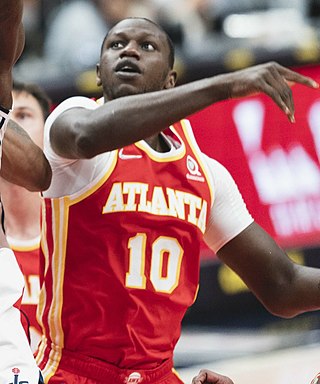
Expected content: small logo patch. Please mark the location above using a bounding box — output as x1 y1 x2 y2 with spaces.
124 372 143 384
186 155 204 182
8 367 29 384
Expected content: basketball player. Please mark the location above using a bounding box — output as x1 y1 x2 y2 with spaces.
36 17 320 384
0 1 50 383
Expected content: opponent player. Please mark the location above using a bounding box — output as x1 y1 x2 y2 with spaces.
0 81 51 352
0 1 50 382
36 17 320 384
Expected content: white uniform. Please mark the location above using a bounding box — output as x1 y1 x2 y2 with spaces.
0 247 40 383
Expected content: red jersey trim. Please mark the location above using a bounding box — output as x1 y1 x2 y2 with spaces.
135 125 186 161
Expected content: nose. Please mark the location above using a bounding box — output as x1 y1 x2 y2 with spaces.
120 41 140 60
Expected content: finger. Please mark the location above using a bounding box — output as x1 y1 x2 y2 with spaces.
255 80 295 122
192 370 234 384
192 371 207 384
276 65 319 89
285 80 295 87
205 371 234 384
263 65 295 119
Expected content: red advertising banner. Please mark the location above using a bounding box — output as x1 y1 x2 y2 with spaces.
190 65 320 253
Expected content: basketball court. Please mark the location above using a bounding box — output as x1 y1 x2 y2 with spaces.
175 327 320 383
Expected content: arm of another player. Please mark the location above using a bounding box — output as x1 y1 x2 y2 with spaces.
1 119 52 191
0 0 24 109
191 369 234 384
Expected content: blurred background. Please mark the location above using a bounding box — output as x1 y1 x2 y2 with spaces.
15 0 320 382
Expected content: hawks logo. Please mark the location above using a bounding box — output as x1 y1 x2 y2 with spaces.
124 372 143 384
8 367 29 384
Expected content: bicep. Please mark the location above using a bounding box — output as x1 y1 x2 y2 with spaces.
0 120 51 191
50 105 98 159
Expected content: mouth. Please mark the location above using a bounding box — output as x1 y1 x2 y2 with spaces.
115 60 141 78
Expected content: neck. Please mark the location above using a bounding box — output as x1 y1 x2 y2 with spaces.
145 133 170 152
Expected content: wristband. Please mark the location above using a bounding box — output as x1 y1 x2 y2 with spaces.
0 105 10 131
0 105 10 168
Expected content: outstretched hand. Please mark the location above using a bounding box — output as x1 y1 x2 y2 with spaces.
191 369 235 384
227 61 319 123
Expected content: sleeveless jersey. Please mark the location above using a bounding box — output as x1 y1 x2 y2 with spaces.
10 237 42 353
36 120 213 379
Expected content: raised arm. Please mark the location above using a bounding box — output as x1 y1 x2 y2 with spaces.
0 1 52 191
51 62 318 159
0 0 24 109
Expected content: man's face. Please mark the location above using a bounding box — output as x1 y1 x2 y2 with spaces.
97 18 176 100
12 91 44 149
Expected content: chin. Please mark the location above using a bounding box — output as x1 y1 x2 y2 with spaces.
115 89 141 99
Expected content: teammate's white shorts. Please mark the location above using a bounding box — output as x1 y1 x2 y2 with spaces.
0 247 40 383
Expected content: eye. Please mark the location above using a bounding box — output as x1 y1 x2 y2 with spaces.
110 41 125 49
14 111 31 121
141 42 155 51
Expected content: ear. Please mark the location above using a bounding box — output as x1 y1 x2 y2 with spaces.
164 70 177 89
96 63 102 87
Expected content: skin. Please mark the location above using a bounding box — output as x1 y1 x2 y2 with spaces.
192 370 235 384
0 0 51 192
48 17 320 383
0 0 24 109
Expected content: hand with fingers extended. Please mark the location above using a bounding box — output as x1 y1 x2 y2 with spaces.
224 61 319 123
191 369 235 384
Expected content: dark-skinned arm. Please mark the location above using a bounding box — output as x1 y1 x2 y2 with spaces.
0 120 52 191
217 222 320 318
0 0 24 109
50 62 318 159
0 2 51 191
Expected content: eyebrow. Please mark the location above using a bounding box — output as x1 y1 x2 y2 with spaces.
109 30 159 40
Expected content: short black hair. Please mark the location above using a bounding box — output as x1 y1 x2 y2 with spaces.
12 81 52 119
100 17 175 69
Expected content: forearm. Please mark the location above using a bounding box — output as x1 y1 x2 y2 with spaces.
1 120 52 191
53 62 318 159
218 222 320 319
278 264 320 318
70 74 229 158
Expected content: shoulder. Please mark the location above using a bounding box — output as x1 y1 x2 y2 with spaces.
200 152 235 190
43 97 99 178
46 96 98 128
